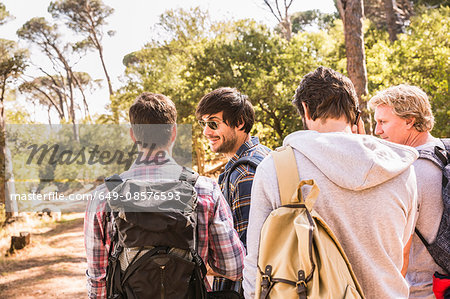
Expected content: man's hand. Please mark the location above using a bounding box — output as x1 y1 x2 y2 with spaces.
402 235 413 277
352 117 366 135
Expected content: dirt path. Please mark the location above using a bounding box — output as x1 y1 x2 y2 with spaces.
0 213 87 298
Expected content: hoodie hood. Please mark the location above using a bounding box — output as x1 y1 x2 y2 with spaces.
283 130 418 191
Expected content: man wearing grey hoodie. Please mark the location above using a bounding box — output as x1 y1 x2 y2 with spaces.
243 67 419 298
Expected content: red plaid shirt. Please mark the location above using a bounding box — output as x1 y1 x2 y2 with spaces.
84 159 245 298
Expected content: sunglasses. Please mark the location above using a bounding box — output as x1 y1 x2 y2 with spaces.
198 119 223 130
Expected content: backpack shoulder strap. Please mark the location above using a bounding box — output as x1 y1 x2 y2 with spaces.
270 146 299 206
105 174 124 192
102 174 124 250
223 155 262 203
229 156 261 174
179 167 199 187
271 146 320 210
418 146 448 170
440 138 450 151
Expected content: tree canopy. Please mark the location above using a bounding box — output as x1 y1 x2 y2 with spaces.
117 6 449 148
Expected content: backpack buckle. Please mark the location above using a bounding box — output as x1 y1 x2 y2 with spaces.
261 274 271 287
296 270 307 298
261 265 272 289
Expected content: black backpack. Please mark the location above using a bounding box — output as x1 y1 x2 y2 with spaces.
103 168 208 299
416 138 450 274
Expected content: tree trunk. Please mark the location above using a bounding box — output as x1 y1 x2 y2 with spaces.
338 0 373 133
0 82 6 219
4 146 18 217
384 0 403 42
281 18 292 41
341 0 368 99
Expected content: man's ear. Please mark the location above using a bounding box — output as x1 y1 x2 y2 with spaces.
236 119 245 131
405 117 416 129
170 124 177 144
301 102 311 120
129 127 136 143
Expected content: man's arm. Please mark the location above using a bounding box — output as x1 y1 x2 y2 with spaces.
207 182 245 281
243 158 279 299
401 165 418 278
84 196 109 299
230 170 255 247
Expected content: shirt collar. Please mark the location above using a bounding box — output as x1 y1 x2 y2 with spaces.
225 136 260 168
128 151 177 170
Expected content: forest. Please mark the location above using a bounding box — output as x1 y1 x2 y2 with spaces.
0 0 449 217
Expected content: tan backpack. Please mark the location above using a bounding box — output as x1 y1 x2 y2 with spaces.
255 146 365 299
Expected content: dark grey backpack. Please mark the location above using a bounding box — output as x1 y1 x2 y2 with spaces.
416 138 450 274
104 168 208 299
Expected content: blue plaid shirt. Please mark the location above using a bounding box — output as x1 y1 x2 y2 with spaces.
218 136 271 248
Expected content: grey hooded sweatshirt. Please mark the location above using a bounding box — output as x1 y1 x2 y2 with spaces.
243 130 418 299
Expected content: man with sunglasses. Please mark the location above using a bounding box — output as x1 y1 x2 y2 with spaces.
196 87 271 294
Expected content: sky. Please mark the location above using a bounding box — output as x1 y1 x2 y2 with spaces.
2 0 337 122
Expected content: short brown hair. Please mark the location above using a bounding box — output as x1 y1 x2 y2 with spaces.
368 84 434 132
292 66 359 124
195 87 255 134
129 92 177 147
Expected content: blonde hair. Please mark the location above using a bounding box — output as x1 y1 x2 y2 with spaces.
368 84 434 132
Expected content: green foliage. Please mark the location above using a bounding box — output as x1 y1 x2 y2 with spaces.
19 72 96 122
48 0 114 36
0 2 12 25
412 0 449 7
117 6 449 158
49 0 116 121
17 17 60 44
5 104 33 124
118 10 343 149
366 6 449 137
116 7 214 122
288 9 338 33
0 39 28 100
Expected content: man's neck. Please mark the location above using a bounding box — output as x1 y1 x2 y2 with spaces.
404 131 435 148
310 117 353 134
135 145 171 164
224 133 251 159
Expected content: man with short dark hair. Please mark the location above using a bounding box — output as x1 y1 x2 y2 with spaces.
196 87 271 247
196 87 270 292
85 92 245 298
369 85 448 298
243 67 419 298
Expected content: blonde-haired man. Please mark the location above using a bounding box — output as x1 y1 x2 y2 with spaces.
369 84 448 298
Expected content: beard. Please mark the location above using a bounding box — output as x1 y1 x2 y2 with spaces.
214 130 238 154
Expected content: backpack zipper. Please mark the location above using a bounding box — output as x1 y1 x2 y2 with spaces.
160 265 165 299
